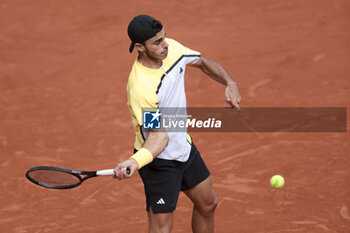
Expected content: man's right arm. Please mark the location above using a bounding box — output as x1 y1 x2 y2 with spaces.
116 82 163 179
142 130 169 158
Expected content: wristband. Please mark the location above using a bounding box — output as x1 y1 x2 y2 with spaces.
130 148 153 169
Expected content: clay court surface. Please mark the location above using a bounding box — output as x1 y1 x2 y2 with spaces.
1 0 349 232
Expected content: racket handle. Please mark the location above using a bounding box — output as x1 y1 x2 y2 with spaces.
96 168 131 176
96 169 115 176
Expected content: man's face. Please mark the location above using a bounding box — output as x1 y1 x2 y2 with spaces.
143 29 168 60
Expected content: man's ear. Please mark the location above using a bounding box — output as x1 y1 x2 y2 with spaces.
135 43 145 53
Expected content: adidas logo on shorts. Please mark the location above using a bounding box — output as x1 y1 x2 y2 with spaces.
156 198 165 205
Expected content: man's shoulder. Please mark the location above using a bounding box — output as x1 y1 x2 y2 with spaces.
128 62 148 85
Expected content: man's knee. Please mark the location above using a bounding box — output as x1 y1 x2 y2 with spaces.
195 193 218 217
149 226 172 233
148 209 174 233
149 220 173 233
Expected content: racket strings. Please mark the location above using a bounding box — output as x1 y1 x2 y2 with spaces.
27 170 81 187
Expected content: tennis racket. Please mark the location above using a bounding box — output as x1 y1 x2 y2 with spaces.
25 166 130 189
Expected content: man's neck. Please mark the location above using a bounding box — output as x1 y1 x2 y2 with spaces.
138 54 162 69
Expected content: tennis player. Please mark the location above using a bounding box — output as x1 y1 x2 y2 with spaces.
114 15 241 233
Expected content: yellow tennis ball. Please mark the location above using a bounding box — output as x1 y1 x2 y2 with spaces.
270 175 285 188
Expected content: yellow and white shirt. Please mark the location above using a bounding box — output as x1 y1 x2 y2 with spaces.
127 38 200 162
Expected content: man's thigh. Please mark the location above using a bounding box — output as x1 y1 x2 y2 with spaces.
183 176 217 211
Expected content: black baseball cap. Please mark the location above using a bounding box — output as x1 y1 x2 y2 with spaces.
127 15 163 53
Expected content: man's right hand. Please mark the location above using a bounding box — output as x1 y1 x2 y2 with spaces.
114 158 138 180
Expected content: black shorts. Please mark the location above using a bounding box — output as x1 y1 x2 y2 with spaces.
136 143 210 213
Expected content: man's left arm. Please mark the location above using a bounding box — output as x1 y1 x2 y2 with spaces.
190 56 241 109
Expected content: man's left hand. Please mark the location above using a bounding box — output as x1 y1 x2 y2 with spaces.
225 82 241 110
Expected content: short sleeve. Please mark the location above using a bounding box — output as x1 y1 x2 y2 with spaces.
182 45 201 64
167 38 201 65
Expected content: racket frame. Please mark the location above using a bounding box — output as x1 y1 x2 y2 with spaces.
25 166 98 189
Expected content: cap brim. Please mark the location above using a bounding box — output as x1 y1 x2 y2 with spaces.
129 42 135 53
